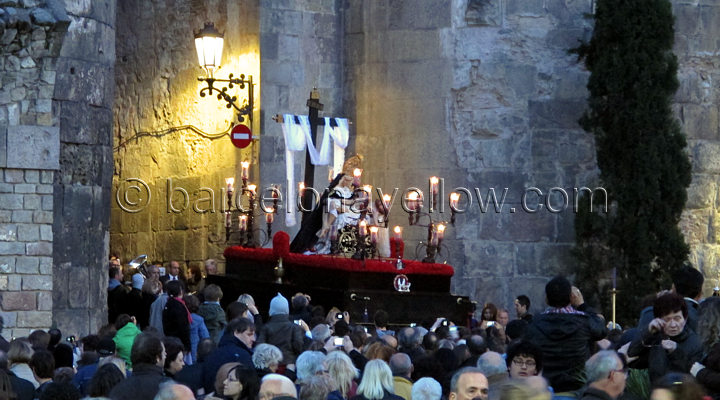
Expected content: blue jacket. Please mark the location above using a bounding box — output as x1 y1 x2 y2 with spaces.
190 313 210 363
201 332 254 393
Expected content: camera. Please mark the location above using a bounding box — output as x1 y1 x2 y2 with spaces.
409 323 416 327
449 326 458 332
487 321 495 327
333 337 343 346
66 335 76 343
441 319 449 327
294 320 302 325
336 313 344 319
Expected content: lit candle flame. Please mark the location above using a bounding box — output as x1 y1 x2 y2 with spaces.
353 168 362 177
241 161 250 179
225 177 235 192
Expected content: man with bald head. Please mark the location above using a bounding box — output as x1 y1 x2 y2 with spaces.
259 373 298 400
153 382 194 400
450 367 489 400
390 353 413 400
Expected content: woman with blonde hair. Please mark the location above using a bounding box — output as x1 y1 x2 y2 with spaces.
350 359 402 400
326 350 359 399
7 339 38 388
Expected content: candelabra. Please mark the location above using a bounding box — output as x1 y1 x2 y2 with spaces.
218 175 277 247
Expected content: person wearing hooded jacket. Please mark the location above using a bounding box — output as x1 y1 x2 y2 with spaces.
201 317 257 394
523 276 606 394
256 293 305 369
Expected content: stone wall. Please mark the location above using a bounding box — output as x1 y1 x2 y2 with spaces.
52 0 116 337
0 0 69 338
111 0 260 273
259 0 344 235
674 0 720 293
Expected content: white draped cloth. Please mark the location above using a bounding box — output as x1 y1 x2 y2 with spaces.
281 115 349 227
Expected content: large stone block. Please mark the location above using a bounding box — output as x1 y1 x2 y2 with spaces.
6 125 60 169
0 241 24 255
58 101 113 145
68 267 89 308
1 291 36 310
16 311 52 328
529 100 585 130
54 58 113 108
17 224 39 242
52 309 90 339
15 255 38 273
463 240 515 277
387 0 450 30
692 142 720 173
58 15 115 64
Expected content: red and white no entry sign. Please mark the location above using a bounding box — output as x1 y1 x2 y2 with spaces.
230 124 252 148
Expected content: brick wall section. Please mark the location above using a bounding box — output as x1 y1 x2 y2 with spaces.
0 1 68 338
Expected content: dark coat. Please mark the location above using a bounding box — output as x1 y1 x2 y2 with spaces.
627 324 703 383
257 314 304 365
201 332 254 394
7 371 34 400
107 283 129 324
523 308 606 392
697 342 720 400
108 363 169 400
127 288 149 329
163 297 191 350
175 362 205 395
350 389 404 400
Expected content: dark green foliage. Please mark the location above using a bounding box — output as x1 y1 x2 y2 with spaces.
572 0 691 325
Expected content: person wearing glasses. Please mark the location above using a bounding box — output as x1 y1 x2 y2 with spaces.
506 340 543 380
580 350 627 400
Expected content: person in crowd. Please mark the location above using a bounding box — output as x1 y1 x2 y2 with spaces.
29 349 54 398
461 335 487 369
160 260 186 287
149 282 169 335
73 336 117 395
397 327 425 362
205 364 259 400
257 293 304 370
0 349 35 400
28 331 49 352
637 264 704 334
204 362 241 399
153 381 195 400
202 317 256 394
650 372 706 400
374 310 394 338
477 351 508 398
198 284 227 344
127 273 147 328
291 293 313 324
365 342 396 364
162 280 192 352
113 314 141 368
514 296 533 322
184 294 210 363
351 359 403 400
326 349 359 399
580 350 627 400
449 367 489 400
185 263 206 295
300 374 339 400
411 377 442 400
175 337 216 396
497 376 551 400
8 339 38 388
389 353 413 400
691 296 720 397
108 264 129 325
99 356 128 378
480 304 498 327
86 363 125 399
140 278 162 330
309 324 332 351
505 340 542 380
628 292 703 383
524 276 606 394
163 337 185 379
108 332 169 400
38 381 81 400
259 373 298 400
496 309 510 328
205 259 218 275
252 343 283 379
505 320 529 343
296 351 327 386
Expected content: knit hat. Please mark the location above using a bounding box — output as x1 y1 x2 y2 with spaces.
131 273 145 290
269 293 289 316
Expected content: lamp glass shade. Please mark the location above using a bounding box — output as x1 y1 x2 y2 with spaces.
194 23 224 74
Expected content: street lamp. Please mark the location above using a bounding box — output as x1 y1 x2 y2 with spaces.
194 22 254 125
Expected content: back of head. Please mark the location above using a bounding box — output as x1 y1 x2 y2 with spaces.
8 339 34 364
505 320 529 341
467 334 487 356
203 284 223 302
252 343 283 370
227 301 250 321
358 359 394 400
261 373 298 399
476 351 507 379
498 377 551 400
130 333 163 366
423 332 438 352
296 351 327 381
584 350 621 383
88 363 125 398
412 377 442 400
197 338 216 363
29 349 55 379
48 328 62 348
374 310 389 328
673 264 704 299
299 374 335 400
38 381 81 400
184 294 200 313
166 280 183 297
653 372 706 400
154 382 195 400
389 353 412 376
292 293 309 312
311 324 331 343
269 293 290 316
28 330 50 350
545 276 571 308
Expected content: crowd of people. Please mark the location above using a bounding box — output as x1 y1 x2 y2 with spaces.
1 260 719 400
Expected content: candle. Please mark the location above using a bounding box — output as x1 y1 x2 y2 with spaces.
369 226 379 243
437 223 446 240
225 177 235 193
328 167 334 182
241 161 250 180
393 226 402 240
359 220 367 236
265 208 274 224
362 185 372 198
225 211 231 227
353 168 362 186
450 192 459 210
247 184 257 196
430 176 439 194
383 194 391 212
408 192 419 211
239 215 247 231
430 229 438 246
298 182 305 194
